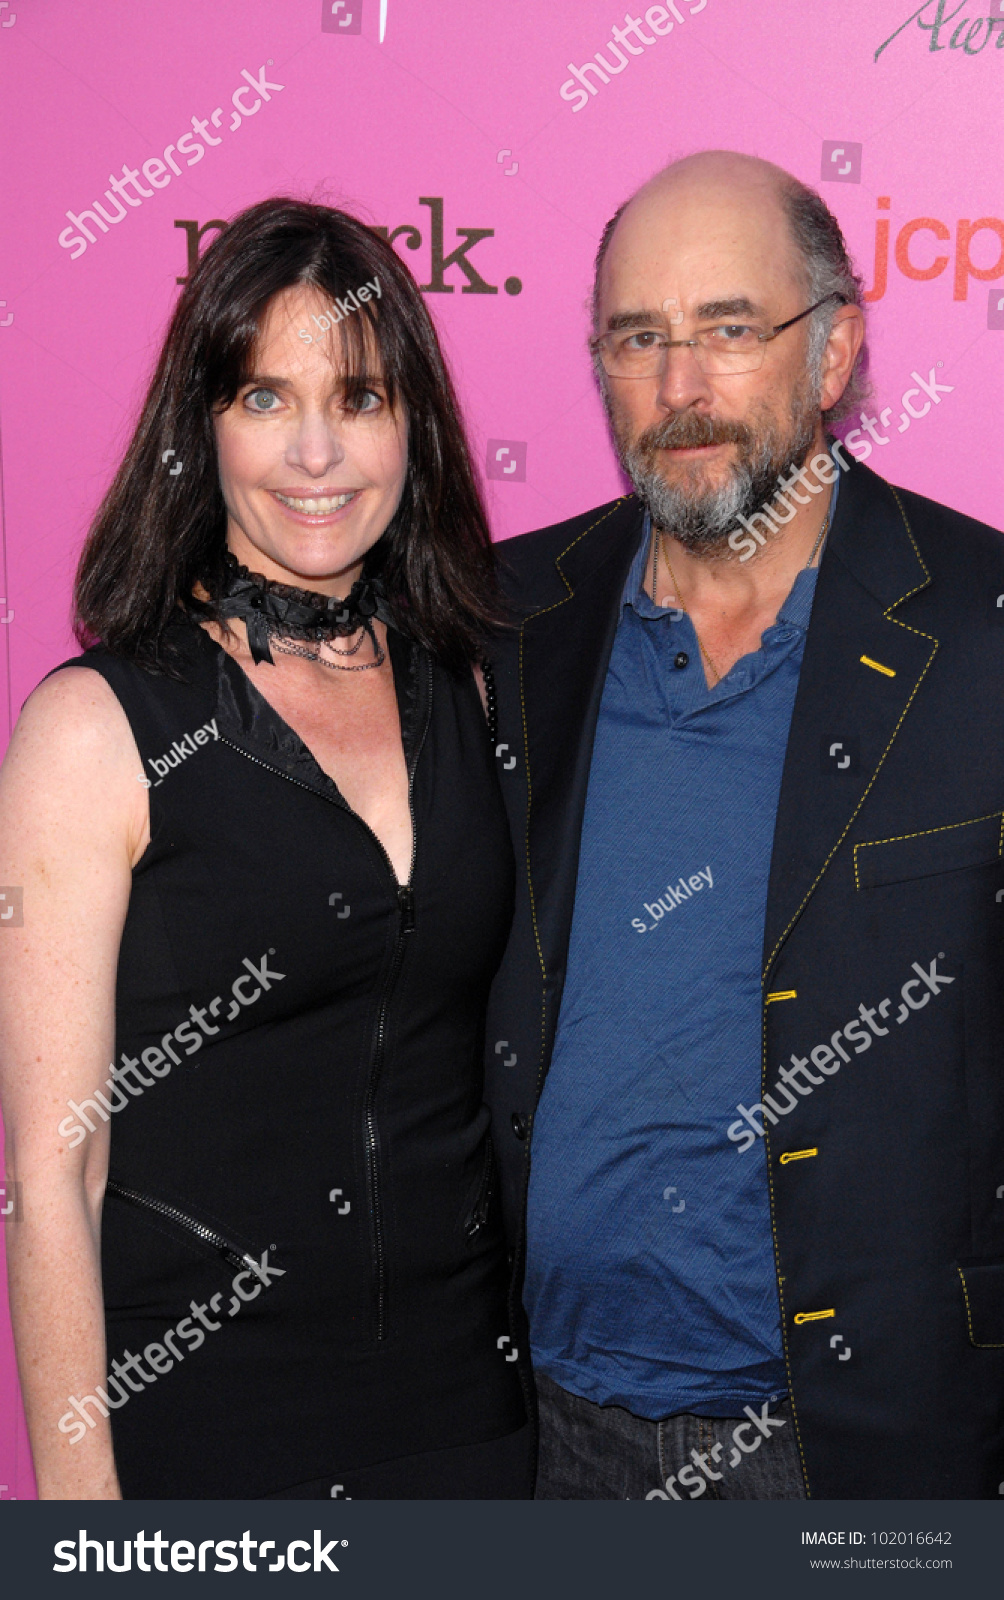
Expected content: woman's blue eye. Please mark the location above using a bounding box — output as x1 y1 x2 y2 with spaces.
346 388 382 413
247 389 278 411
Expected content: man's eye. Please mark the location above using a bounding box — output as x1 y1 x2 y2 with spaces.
245 389 280 412
622 331 665 352
706 324 759 345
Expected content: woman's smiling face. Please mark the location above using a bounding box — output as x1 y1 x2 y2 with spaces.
213 285 409 593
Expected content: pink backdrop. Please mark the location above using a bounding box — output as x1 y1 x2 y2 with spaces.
1 0 1002 1497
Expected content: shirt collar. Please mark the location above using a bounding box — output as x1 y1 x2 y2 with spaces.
623 454 841 629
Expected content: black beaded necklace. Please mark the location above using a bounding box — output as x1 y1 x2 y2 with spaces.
215 551 392 670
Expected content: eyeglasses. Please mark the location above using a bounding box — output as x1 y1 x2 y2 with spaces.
591 293 842 379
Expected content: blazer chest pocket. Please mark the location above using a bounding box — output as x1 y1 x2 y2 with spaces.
957 1259 1004 1348
854 813 1004 892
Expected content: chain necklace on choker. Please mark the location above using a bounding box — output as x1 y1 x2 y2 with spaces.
653 511 830 688
215 551 391 671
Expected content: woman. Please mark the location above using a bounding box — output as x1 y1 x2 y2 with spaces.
0 199 529 1499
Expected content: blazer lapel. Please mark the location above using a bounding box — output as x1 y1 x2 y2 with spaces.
520 496 645 986
763 463 938 976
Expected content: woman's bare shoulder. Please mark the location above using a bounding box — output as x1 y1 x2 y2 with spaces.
7 664 140 768
1 665 148 862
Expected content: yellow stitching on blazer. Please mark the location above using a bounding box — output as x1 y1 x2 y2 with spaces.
763 484 937 980
766 989 797 1004
761 483 933 1502
853 812 1004 892
957 1265 1004 1348
860 654 896 677
763 1127 810 1493
779 1148 818 1165
793 1308 835 1324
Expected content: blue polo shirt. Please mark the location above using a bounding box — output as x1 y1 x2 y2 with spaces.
524 498 833 1419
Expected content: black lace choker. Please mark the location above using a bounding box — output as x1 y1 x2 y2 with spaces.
216 552 391 670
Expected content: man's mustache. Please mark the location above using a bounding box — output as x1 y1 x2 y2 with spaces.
633 414 755 454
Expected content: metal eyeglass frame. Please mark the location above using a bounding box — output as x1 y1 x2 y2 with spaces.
592 292 843 377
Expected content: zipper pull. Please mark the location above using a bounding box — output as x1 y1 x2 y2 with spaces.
398 884 415 933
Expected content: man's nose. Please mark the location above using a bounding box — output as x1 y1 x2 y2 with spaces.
653 343 715 412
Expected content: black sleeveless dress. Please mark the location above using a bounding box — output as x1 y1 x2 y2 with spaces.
55 611 526 1498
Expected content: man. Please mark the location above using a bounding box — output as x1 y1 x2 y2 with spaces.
485 150 1004 1500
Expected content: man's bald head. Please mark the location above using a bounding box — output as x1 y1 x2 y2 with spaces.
592 150 867 424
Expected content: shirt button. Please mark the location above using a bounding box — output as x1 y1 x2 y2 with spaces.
511 1112 529 1141
674 652 689 670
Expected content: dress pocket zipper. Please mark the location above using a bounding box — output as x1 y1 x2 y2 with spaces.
464 1134 496 1241
105 1177 261 1275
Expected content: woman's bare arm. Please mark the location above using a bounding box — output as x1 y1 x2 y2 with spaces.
0 666 148 1498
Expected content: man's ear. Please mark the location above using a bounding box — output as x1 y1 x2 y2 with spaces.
820 305 865 414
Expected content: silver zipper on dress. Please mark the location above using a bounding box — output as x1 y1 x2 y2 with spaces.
217 650 433 1341
105 1178 259 1274
362 652 432 1337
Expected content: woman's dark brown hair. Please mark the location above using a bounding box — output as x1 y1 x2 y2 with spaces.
74 197 500 673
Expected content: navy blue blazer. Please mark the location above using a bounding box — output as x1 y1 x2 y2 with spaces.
485 458 1004 1498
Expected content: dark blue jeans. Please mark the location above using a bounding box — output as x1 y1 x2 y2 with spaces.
534 1370 806 1500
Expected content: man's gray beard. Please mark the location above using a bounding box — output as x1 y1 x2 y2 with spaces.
612 380 820 556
